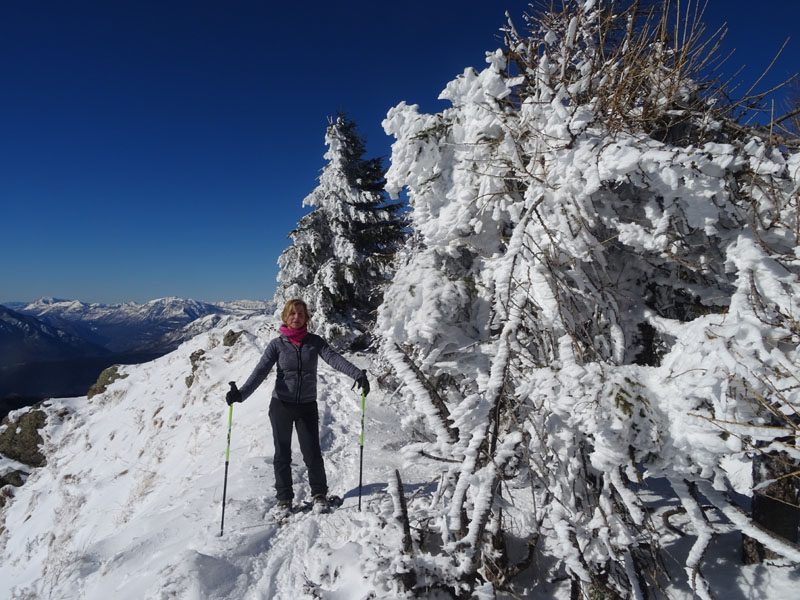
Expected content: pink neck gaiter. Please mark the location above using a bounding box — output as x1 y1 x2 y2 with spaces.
280 324 308 347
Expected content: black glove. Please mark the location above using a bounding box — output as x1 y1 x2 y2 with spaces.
226 381 242 405
354 370 370 396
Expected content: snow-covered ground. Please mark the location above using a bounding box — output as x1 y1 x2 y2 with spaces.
1 315 798 598
0 316 413 599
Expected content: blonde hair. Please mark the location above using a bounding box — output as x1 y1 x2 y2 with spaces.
281 298 310 326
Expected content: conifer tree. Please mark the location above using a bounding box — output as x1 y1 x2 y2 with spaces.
275 113 407 349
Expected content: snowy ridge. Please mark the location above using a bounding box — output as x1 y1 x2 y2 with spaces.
0 316 416 599
20 296 273 325
21 296 223 323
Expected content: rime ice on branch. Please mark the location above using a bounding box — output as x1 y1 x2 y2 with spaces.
375 0 800 597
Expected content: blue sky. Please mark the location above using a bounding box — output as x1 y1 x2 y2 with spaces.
1 1 798 305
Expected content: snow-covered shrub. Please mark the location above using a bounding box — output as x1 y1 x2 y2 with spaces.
375 1 800 597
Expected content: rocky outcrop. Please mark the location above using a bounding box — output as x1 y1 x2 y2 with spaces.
87 366 128 399
0 406 47 468
223 329 245 347
185 349 206 388
0 470 25 488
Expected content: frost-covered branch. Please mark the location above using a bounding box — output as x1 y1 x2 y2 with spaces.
384 343 458 445
373 0 800 596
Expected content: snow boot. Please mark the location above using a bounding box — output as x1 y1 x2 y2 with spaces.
271 499 293 519
312 494 330 514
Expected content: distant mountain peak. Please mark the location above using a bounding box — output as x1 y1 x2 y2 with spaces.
15 296 275 354
27 297 73 307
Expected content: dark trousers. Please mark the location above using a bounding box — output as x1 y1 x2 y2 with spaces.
268 398 327 501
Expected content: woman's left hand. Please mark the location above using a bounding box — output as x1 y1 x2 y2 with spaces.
355 371 370 396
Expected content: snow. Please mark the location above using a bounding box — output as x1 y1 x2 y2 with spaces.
0 316 412 599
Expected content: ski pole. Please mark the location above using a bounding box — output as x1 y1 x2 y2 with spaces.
358 389 366 511
219 386 235 537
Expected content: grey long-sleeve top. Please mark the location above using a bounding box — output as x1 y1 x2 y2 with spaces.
238 333 363 403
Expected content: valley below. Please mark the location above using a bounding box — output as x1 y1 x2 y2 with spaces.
0 351 165 418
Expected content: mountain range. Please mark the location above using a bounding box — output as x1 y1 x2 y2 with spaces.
0 305 110 367
10 297 271 352
0 297 274 408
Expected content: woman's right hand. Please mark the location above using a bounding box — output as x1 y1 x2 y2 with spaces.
226 382 242 405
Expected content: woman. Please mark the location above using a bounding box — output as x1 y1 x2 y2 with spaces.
226 298 369 512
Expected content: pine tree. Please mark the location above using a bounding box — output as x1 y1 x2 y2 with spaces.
275 114 407 349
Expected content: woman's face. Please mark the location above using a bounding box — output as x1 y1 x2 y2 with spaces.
286 305 307 329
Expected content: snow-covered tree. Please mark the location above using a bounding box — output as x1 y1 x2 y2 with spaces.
275 114 407 349
372 1 800 597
